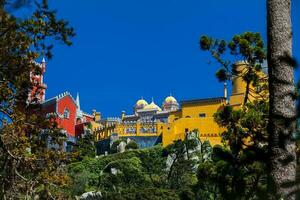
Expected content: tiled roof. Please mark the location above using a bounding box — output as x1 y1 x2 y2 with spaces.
181 97 226 105
123 115 139 121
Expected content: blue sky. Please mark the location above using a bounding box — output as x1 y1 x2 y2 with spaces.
21 0 300 117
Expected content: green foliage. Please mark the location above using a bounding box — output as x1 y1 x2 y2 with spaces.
102 187 180 200
68 146 165 196
110 139 125 154
197 146 267 200
194 101 269 199
164 139 198 190
0 0 74 199
125 140 139 150
138 144 166 187
67 137 207 199
200 32 267 105
198 32 270 200
75 132 96 160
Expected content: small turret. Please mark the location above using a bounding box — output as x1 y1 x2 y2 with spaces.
230 61 249 107
162 94 179 111
27 57 47 104
93 109 101 121
41 57 46 73
121 111 126 120
134 97 148 113
231 62 248 95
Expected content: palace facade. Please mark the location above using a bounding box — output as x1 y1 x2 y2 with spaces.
91 62 263 151
29 59 266 153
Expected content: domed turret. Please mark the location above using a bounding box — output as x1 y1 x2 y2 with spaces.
163 95 179 111
134 98 148 112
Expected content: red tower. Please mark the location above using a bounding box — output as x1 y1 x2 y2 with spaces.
28 58 47 104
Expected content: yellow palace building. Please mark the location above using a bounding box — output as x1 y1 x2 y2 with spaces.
92 62 264 151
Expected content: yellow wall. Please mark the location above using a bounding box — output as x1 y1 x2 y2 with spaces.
163 118 224 146
181 101 224 118
162 100 225 147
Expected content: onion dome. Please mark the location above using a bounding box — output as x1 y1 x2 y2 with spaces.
164 95 178 104
163 95 179 111
135 98 148 110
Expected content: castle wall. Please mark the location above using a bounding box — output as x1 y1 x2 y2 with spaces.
57 96 77 137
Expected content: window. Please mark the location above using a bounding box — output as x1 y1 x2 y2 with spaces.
63 108 70 119
185 128 189 133
199 113 206 118
185 116 191 118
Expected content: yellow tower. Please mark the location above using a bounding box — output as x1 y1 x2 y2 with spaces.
230 61 248 107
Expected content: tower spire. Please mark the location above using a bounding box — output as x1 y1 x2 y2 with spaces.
76 92 80 110
76 92 83 118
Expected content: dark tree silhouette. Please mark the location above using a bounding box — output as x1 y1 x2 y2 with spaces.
267 0 297 199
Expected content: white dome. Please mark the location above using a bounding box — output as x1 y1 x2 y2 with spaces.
134 98 148 111
162 95 179 111
163 95 178 105
144 101 162 111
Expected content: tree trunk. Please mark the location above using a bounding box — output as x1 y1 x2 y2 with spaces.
267 0 297 199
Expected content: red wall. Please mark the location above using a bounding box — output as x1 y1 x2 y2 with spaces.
57 96 77 137
75 123 85 137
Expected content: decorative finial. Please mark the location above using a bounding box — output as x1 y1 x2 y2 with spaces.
151 97 154 103
42 57 46 63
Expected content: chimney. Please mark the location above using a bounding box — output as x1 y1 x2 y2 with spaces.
93 109 101 121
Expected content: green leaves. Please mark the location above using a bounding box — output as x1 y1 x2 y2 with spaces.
75 133 96 160
199 35 213 50
0 1 75 198
201 100 269 199
215 68 228 82
200 32 267 105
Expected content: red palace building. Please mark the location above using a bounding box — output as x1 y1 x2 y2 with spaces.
29 59 95 151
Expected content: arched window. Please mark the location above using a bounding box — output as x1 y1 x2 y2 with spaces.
63 108 70 119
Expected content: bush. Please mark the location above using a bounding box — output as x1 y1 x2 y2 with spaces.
102 188 180 200
110 139 124 154
125 140 139 150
